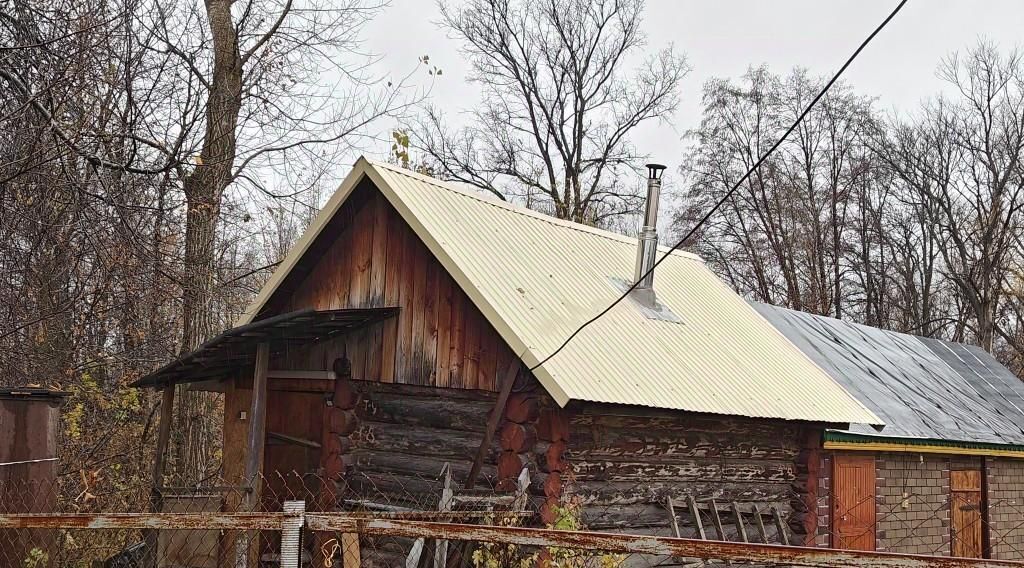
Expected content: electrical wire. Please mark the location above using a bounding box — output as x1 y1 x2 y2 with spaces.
529 0 910 372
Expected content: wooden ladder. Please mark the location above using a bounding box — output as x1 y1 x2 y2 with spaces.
666 496 790 566
406 464 531 568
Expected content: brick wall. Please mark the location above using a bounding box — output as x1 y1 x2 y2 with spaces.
819 450 1024 559
874 453 958 555
987 457 1024 560
814 453 831 547
816 452 955 552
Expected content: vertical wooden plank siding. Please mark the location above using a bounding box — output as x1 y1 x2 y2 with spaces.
380 197 405 384
348 198 374 308
222 379 252 509
395 226 416 383
410 239 429 384
435 274 453 388
346 203 371 382
341 532 361 567
368 195 389 307
951 470 983 558
280 190 513 391
449 291 466 389
365 196 390 381
832 454 876 552
422 259 440 385
462 309 481 390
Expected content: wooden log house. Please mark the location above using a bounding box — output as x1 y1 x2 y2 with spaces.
134 158 893 564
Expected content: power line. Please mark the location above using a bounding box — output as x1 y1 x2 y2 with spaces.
529 0 910 372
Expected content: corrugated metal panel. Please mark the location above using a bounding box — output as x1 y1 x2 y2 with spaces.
753 302 1024 445
241 158 881 425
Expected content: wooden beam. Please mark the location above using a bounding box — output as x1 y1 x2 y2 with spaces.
753 507 769 544
772 506 790 546
687 495 707 541
267 369 336 380
667 498 681 538
145 385 175 568
465 360 519 490
188 379 228 392
237 343 270 568
732 502 749 543
303 516 1024 568
0 513 299 531
151 385 175 498
268 431 321 449
243 343 270 510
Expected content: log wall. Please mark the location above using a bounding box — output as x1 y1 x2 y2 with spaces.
267 181 515 391
561 404 817 542
343 380 503 508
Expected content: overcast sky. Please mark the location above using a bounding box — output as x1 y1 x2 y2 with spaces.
360 0 1023 180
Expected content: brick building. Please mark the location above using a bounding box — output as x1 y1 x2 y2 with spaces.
756 304 1024 559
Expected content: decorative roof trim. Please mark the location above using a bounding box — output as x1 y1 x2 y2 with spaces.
824 431 1024 458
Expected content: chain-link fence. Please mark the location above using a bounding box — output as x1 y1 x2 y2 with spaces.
3 468 1024 567
3 509 1024 568
0 510 300 568
818 486 1024 558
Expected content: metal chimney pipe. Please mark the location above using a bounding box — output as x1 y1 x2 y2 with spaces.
634 163 666 289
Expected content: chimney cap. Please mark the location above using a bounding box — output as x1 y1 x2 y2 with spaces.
645 163 667 180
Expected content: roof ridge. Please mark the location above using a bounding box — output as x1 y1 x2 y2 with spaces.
756 301 959 346
366 158 702 261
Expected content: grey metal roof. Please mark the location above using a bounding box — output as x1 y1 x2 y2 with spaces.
752 302 1024 445
132 308 398 387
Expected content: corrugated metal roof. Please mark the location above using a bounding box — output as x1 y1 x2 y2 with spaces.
753 303 1024 445
239 158 881 425
132 308 398 388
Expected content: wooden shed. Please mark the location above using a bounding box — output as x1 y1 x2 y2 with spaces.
134 158 884 563
0 387 68 568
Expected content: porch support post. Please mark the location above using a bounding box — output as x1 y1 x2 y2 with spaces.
236 343 269 568
145 384 175 567
151 384 176 505
244 342 270 511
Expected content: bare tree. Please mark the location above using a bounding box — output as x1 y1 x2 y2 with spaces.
418 0 687 225
2 0 417 480
679 43 1024 361
677 67 877 318
879 43 1024 351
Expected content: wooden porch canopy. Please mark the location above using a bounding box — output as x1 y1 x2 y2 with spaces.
131 307 398 388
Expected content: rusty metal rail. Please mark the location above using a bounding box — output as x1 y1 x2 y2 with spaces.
305 514 1024 568
0 512 296 530
3 511 1024 568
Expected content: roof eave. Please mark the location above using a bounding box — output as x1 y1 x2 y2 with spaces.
236 157 375 327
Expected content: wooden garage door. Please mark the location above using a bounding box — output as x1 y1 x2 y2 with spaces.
832 454 876 551
951 470 983 558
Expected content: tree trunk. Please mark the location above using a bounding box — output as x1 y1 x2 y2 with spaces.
173 0 243 481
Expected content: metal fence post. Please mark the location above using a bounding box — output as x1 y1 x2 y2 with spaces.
342 532 361 567
281 501 306 568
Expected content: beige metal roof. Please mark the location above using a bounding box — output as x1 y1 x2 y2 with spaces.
239 158 882 425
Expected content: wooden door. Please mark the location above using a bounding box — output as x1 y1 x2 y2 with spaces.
262 389 325 508
951 470 983 558
832 454 876 551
